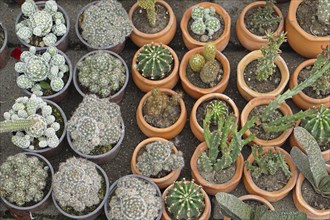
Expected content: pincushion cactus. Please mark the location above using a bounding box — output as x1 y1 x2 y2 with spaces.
16 0 67 47
136 141 184 177
108 176 161 219
203 42 217 61
136 43 173 80
77 51 126 98
15 46 68 96
189 54 205 72
52 157 103 212
80 0 132 48
200 60 221 85
317 0 330 25
67 95 123 155
0 153 49 206
137 0 157 27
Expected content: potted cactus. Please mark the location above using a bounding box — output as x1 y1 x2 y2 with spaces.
15 0 70 51
236 0 284 51
128 0 177 47
0 21 9 69
15 46 72 102
0 95 67 157
66 94 124 164
131 43 179 92
73 50 129 103
291 127 330 219
179 42 230 99
162 179 211 220
76 0 132 53
131 137 184 189
52 157 109 219
105 174 162 220
237 32 289 101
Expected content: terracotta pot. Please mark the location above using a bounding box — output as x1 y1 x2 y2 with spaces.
162 180 211 220
223 194 275 220
286 0 330 58
240 96 293 147
180 2 231 51
0 22 9 70
237 50 289 101
73 50 129 103
131 43 179 93
289 59 330 110
190 142 244 195
179 47 230 99
190 93 239 142
136 88 187 139
128 0 177 47
243 146 298 202
236 1 284 51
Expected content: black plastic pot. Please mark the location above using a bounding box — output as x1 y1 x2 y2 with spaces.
0 21 9 70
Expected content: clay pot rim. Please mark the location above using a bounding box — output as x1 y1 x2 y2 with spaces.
180 2 231 47
131 43 179 87
179 47 230 94
0 152 54 211
0 22 7 53
128 0 175 39
15 1 70 50
137 88 187 133
73 50 129 101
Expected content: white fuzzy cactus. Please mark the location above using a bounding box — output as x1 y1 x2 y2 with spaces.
191 6 221 39
318 0 330 25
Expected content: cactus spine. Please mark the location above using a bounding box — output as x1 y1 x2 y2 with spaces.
137 0 157 27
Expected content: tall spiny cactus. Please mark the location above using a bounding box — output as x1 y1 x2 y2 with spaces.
0 119 35 133
137 0 157 27
317 0 330 25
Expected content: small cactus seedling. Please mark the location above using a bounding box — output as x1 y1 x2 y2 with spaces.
189 54 205 72
165 179 205 219
317 0 330 25
137 0 157 27
202 42 217 61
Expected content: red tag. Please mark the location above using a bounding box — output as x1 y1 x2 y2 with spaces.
11 47 23 61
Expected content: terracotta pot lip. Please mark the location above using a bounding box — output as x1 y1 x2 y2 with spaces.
0 22 7 53
180 2 231 47
137 88 186 133
0 152 54 211
128 0 175 39
239 194 275 211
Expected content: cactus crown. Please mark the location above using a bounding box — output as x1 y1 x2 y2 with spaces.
290 127 330 198
191 6 221 39
136 43 173 80
165 179 205 220
137 0 157 27
317 0 330 25
206 100 229 124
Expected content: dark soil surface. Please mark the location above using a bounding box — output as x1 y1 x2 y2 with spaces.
252 168 290 192
243 60 281 93
198 159 236 184
244 200 267 209
302 178 330 210
132 3 170 34
0 25 4 48
320 142 330 152
297 0 330 37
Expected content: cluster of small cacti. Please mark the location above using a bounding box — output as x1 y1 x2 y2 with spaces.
67 94 123 155
165 179 205 219
77 51 126 98
108 176 161 219
16 0 67 47
1 95 61 149
80 0 132 48
136 43 173 80
52 157 103 212
15 46 68 96
0 153 48 206
137 0 157 27
317 0 330 25
136 140 184 177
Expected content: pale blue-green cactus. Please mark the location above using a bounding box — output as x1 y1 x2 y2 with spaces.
191 6 221 39
317 0 330 25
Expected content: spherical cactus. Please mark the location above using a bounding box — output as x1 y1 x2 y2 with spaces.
206 100 229 123
189 54 206 72
202 42 217 61
191 6 204 21
200 60 220 84
191 20 206 35
145 89 170 117
205 16 221 37
190 6 220 37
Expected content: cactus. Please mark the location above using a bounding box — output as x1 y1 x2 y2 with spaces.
200 60 221 85
165 179 205 219
77 51 126 98
191 6 221 39
137 0 157 27
291 127 330 198
67 95 123 155
81 0 132 48
203 42 217 61
0 153 49 206
317 0 330 25
136 43 173 80
52 157 103 212
108 176 161 219
215 192 307 220
136 140 184 177
189 54 206 72
0 119 34 133
206 100 229 123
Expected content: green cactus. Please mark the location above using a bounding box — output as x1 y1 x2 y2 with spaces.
0 119 34 133
189 54 206 72
137 0 157 27
290 127 330 198
165 179 205 219
317 0 330 25
203 42 217 61
190 6 220 38
206 100 229 124
136 43 173 80
200 60 220 85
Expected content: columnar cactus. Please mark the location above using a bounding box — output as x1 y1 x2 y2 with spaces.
77 51 126 98
108 176 161 219
137 0 157 27
136 43 173 80
317 0 330 25
15 46 68 96
52 157 103 212
136 141 184 177
81 0 133 48
165 179 205 219
67 95 123 155
0 153 49 206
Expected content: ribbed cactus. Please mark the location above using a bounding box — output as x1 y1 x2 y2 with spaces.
200 60 220 85
202 42 217 61
317 0 330 25
206 100 229 123
165 179 205 220
291 127 330 198
136 43 173 80
0 119 34 133
137 0 157 27
189 54 206 72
